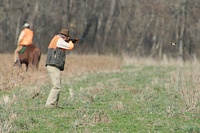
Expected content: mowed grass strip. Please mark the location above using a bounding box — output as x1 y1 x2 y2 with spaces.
0 55 200 132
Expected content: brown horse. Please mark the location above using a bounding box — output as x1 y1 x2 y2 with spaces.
18 44 41 71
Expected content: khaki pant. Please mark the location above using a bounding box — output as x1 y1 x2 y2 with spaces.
45 65 61 107
14 45 23 62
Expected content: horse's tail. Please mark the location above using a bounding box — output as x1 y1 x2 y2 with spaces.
33 47 41 69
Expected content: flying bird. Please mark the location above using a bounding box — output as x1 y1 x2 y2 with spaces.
171 42 176 46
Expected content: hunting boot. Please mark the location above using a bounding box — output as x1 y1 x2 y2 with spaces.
13 60 20 66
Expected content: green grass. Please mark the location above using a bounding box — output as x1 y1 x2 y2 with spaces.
0 64 199 132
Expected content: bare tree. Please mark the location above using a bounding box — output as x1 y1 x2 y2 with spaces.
0 0 200 60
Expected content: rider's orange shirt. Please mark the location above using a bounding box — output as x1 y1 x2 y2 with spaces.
19 28 33 46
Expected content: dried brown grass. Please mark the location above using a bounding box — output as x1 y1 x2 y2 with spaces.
0 54 122 90
1 54 199 112
122 55 200 112
171 66 200 112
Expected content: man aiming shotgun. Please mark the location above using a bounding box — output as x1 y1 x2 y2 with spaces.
45 28 78 108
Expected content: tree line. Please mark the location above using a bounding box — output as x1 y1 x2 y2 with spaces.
0 0 200 60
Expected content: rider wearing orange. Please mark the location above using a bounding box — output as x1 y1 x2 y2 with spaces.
14 23 34 64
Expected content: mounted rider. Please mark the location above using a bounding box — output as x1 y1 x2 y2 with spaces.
14 23 34 65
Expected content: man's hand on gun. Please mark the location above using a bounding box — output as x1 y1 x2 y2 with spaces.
66 38 79 43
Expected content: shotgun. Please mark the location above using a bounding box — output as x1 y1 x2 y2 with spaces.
68 38 79 43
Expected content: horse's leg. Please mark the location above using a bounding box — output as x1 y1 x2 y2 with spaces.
26 63 29 71
33 54 40 70
32 51 40 70
29 56 35 71
18 62 22 69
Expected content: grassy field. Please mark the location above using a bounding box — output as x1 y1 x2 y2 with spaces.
0 54 199 132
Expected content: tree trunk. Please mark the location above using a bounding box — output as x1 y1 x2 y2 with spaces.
178 0 187 61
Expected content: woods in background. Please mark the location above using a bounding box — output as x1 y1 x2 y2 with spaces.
0 0 200 61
